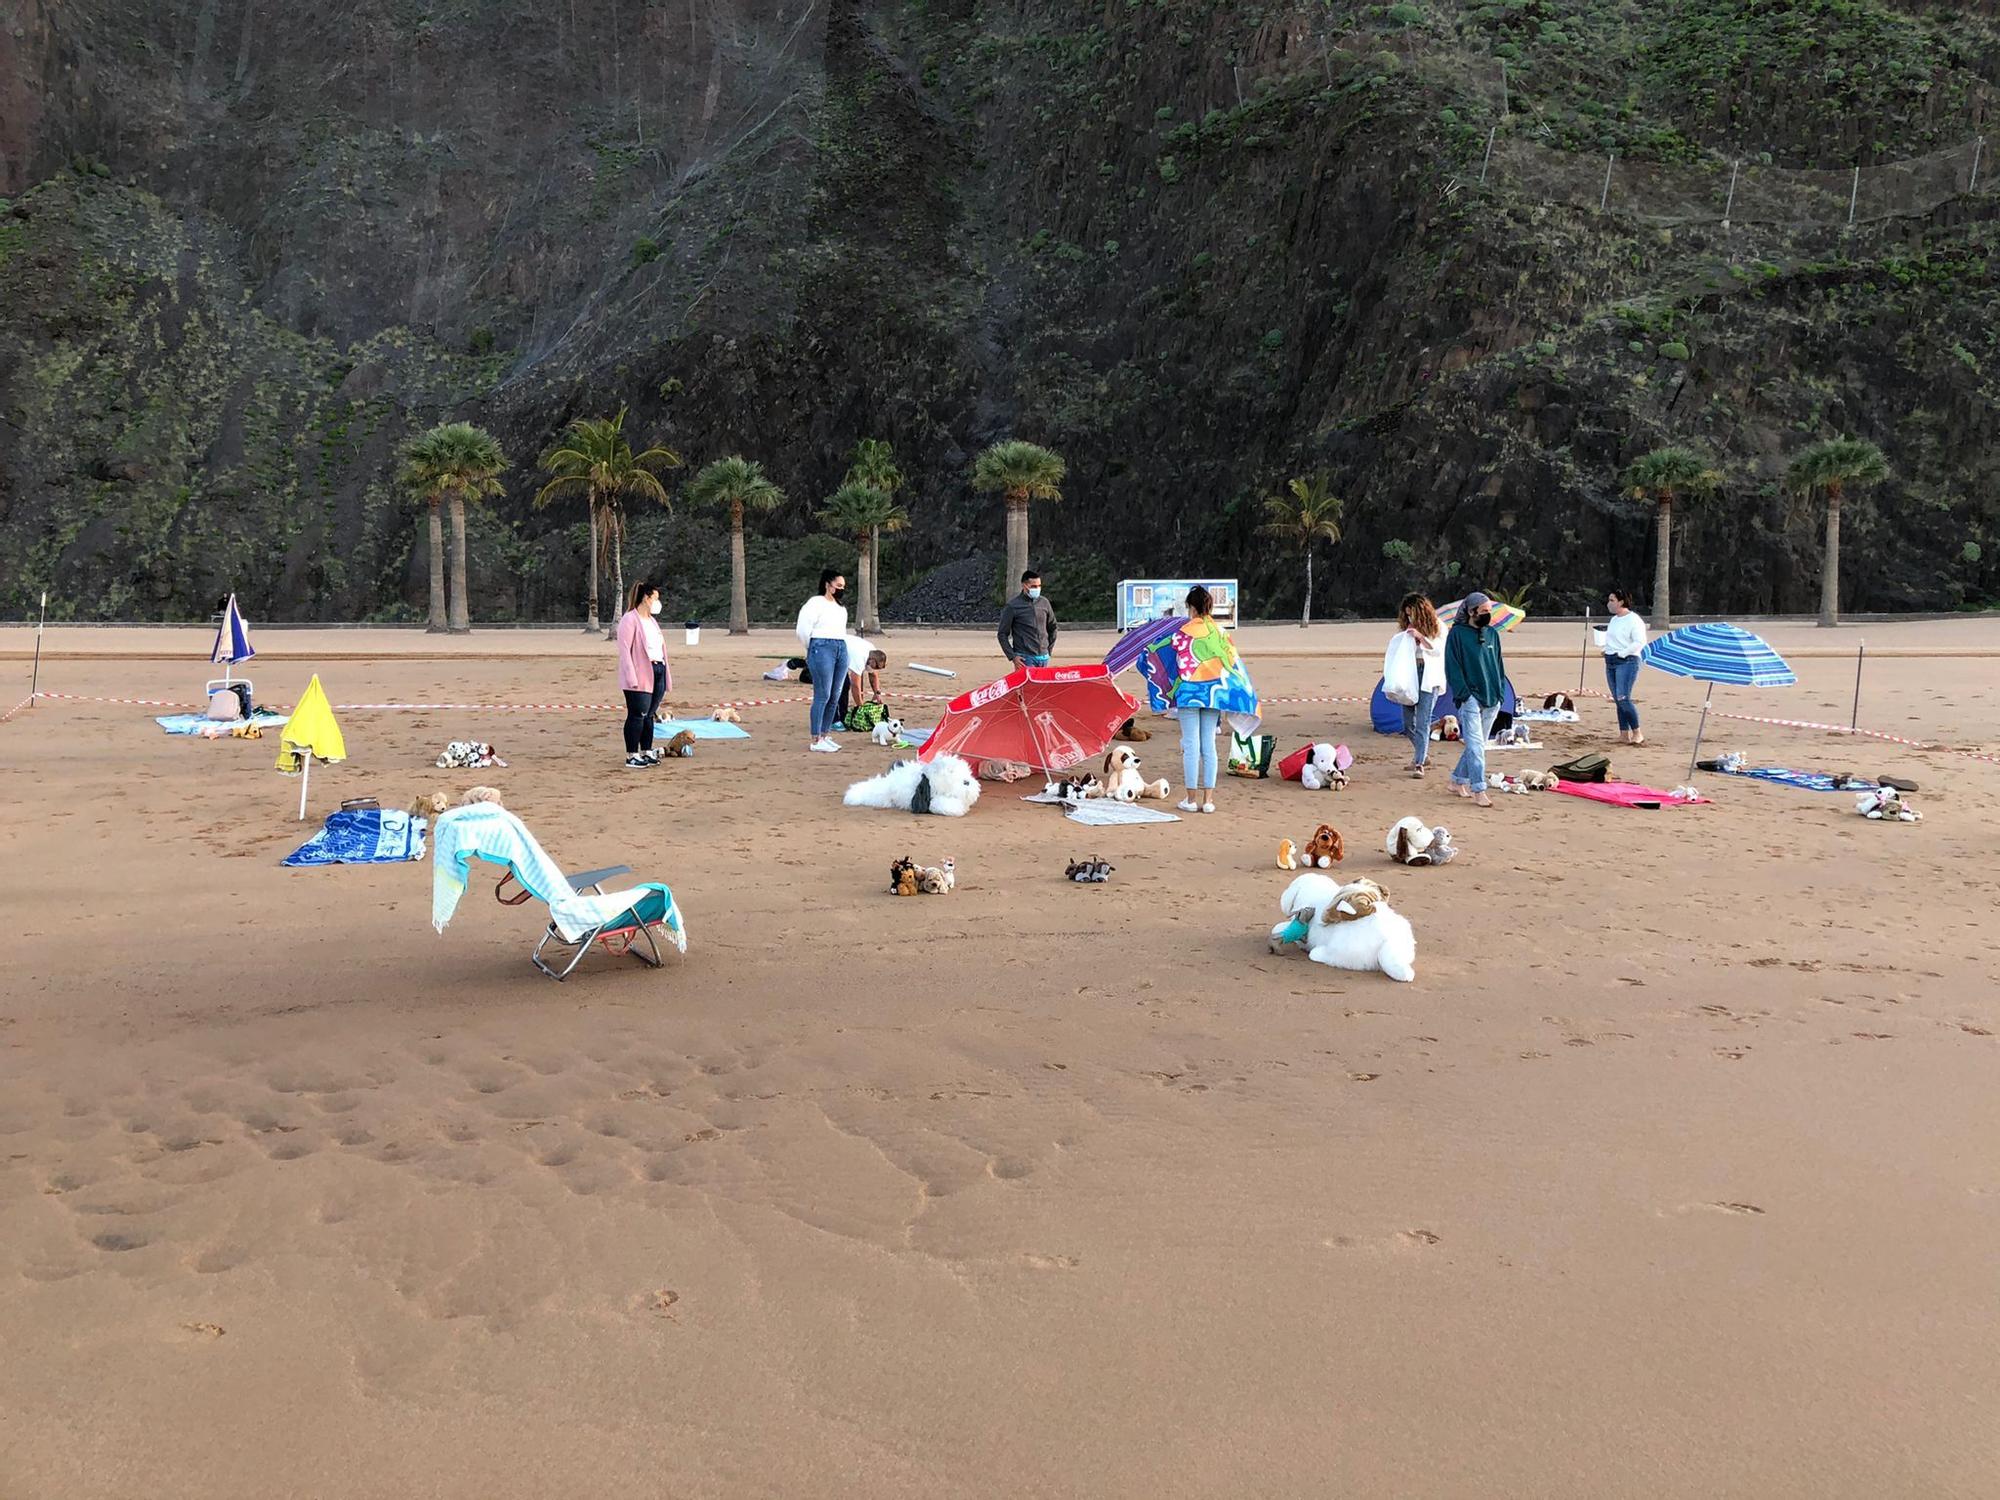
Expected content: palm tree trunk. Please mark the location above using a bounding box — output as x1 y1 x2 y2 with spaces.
1652 494 1673 632
426 499 447 633
1819 490 1841 628
448 494 471 633
608 517 624 641
1005 496 1028 601
728 501 749 634
585 506 601 633
1301 548 1312 627
870 528 882 632
857 535 876 638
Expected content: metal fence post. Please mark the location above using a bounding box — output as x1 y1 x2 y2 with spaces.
1847 165 1860 227
1599 152 1615 212
1721 159 1740 229
1480 125 1496 185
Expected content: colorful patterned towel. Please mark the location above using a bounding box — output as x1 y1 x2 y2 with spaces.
1553 779 1710 809
282 808 427 866
1141 616 1260 736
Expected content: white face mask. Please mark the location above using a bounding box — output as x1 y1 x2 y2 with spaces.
649 599 662 615
1027 586 1041 599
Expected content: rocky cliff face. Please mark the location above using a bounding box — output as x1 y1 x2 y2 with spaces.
2 0 1996 622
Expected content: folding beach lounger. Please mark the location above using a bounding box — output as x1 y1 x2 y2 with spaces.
431 804 688 980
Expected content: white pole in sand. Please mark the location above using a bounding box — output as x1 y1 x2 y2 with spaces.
1850 639 1865 731
298 756 311 821
1577 607 1591 693
29 590 47 705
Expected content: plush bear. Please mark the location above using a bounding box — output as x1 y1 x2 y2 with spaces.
1298 743 1350 791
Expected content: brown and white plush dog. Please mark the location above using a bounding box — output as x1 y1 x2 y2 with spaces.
1103 745 1148 802
889 855 920 897
1541 693 1575 713
460 785 505 807
660 729 697 758
1115 717 1152 742
712 706 742 724
1386 816 1457 866
1303 823 1345 868
916 858 956 894
408 790 452 818
1434 714 1461 743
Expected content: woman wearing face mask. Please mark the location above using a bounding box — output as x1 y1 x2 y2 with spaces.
796 567 850 752
1442 591 1507 808
616 580 670 768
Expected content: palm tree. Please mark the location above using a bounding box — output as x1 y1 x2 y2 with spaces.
398 422 509 634
819 482 908 634
1258 472 1344 626
971 440 1065 593
534 407 681 633
1622 445 1721 630
686 456 787 634
845 438 904 623
1787 437 1889 627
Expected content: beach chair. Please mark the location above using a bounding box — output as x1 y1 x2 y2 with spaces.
432 805 688 981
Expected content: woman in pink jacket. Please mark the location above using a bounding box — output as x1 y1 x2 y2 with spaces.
615 580 669 768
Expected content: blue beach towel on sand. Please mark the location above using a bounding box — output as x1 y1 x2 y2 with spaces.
655 718 750 741
283 808 427 866
1719 766 1846 792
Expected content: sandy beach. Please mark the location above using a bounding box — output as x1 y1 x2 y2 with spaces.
2 618 1997 1498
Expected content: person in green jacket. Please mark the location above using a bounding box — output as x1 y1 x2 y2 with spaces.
1443 591 1507 807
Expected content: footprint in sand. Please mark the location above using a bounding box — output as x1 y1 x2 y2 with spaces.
1347 1072 1379 1082
179 1321 226 1339
1675 1201 1764 1217
1398 1229 1440 1247
1020 1252 1079 1270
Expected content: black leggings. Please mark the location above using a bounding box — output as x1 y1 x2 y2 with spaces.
623 662 665 754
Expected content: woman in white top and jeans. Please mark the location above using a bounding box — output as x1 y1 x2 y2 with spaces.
1394 593 1446 779
796 568 849 752
1602 588 1647 744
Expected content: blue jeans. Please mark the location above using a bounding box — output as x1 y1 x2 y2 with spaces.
1606 655 1640 733
1401 687 1441 767
1451 697 1501 793
807 637 846 736
1177 707 1221 789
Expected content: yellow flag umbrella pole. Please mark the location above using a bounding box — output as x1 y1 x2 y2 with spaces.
276 674 348 821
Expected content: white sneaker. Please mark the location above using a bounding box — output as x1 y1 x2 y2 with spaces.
821 737 842 751
810 738 837 753
1177 799 1200 812
1201 802 1216 814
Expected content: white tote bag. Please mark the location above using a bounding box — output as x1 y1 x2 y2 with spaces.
1382 632 1420 706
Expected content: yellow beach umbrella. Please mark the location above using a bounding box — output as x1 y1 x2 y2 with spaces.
276 674 347 820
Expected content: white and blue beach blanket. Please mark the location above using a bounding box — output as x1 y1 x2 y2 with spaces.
282 808 426 867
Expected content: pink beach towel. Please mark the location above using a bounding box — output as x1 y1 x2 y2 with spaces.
1553 779 1710 810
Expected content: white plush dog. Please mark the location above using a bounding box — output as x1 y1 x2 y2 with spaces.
1385 816 1458 866
1298 743 1349 791
1267 873 1417 982
1102 745 1147 802
843 755 983 817
870 717 904 747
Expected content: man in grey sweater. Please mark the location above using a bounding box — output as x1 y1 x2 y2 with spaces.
996 569 1058 666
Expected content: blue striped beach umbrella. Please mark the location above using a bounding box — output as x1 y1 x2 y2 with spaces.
1102 613 1186 677
1641 623 1797 779
210 593 255 684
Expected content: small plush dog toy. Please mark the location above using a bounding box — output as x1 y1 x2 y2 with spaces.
1047 773 1104 803
1386 816 1457 866
1541 693 1575 713
870 718 905 747
1855 785 1922 822
436 740 507 770
661 730 696 758
1277 838 1299 870
408 790 452 818
459 785 504 807
1064 857 1113 883
916 858 956 894
1114 718 1151 742
1434 715 1461 742
1302 824 1345 868
1298 744 1350 791
889 855 920 896
1103 745 1148 802
711 706 741 724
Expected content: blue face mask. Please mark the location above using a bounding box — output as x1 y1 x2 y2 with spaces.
1027 586 1041 599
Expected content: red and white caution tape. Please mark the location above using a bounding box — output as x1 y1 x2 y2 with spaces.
0 694 34 723
34 690 197 708
1549 687 2000 765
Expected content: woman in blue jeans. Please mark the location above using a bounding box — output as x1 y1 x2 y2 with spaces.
795 568 850 752
1442 591 1507 807
1393 593 1446 779
1601 588 1648 744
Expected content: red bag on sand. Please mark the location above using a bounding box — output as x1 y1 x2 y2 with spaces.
1277 744 1311 782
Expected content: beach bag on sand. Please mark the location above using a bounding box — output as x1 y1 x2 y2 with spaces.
1549 751 1611 783
1382 633 1419 707
1228 732 1276 779
205 689 242 721
845 700 888 734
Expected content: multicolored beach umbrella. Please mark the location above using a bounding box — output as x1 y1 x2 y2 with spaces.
1439 597 1527 632
1102 614 1187 677
1641 622 1797 780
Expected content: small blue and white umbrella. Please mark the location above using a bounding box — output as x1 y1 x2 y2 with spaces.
1641 622 1797 779
210 593 255 685
1102 613 1185 677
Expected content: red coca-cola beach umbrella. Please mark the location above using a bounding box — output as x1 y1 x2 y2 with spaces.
918 663 1137 773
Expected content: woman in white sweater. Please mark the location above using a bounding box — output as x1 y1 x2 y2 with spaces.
796 568 850 752
1601 588 1648 744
